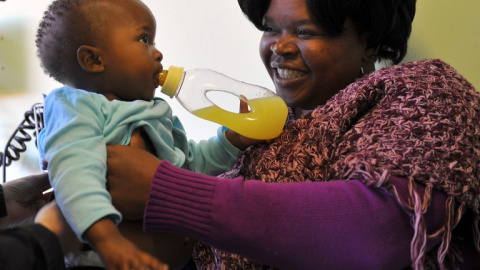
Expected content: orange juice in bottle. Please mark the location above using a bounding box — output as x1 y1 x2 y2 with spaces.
158 66 288 140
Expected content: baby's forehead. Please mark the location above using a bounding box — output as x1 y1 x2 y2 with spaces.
88 0 154 25
90 0 151 15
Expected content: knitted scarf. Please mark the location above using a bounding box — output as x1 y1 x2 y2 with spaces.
193 59 480 269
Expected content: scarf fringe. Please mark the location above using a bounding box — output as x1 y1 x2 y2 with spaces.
350 161 476 270
408 177 428 270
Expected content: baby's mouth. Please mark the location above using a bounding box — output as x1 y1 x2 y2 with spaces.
154 73 162 88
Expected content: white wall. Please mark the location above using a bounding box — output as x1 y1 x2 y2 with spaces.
2 0 478 181
0 0 271 181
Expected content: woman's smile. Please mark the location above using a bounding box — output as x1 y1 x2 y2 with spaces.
276 67 307 79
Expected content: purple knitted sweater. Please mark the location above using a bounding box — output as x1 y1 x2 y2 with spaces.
144 59 480 269
146 161 450 269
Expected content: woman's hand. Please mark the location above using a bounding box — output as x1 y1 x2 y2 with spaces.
106 145 161 220
0 173 51 228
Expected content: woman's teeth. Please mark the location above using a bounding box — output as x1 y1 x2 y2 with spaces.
277 68 306 79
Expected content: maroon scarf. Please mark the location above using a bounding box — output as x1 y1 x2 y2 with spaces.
195 59 480 269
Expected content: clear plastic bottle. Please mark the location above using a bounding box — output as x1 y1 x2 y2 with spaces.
158 66 288 140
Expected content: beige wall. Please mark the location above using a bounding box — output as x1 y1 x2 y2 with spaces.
404 0 480 90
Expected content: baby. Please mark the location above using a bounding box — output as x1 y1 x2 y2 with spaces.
36 0 255 269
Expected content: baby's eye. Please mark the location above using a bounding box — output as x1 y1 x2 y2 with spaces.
140 35 149 44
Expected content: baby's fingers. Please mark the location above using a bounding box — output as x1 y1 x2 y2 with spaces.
239 95 249 113
138 252 168 270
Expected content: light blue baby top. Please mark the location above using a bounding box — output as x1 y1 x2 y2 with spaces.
38 86 243 239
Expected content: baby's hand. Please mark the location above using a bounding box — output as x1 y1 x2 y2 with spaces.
86 218 167 270
226 129 264 150
98 235 166 270
225 97 268 150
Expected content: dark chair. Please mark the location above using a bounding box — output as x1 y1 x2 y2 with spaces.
1 103 45 183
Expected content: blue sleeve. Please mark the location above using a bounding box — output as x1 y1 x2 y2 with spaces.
38 88 121 240
170 116 244 175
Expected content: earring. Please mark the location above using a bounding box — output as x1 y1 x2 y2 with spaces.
360 66 365 76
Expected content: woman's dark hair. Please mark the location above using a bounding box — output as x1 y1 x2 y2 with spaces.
238 0 416 64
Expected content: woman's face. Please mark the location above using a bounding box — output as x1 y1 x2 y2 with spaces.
260 0 372 110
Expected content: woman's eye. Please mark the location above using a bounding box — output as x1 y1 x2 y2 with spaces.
262 25 276 33
298 29 312 36
140 35 149 44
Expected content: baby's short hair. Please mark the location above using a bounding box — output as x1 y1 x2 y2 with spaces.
36 0 106 84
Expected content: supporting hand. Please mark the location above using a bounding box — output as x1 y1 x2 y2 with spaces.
1 173 51 228
106 145 161 220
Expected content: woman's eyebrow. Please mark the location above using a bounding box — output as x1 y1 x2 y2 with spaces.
262 16 313 26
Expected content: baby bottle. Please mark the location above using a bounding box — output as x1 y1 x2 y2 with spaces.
158 66 288 140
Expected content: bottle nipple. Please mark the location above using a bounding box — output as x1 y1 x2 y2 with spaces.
158 70 168 86
157 66 185 98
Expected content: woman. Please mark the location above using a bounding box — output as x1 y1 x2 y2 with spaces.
108 0 480 269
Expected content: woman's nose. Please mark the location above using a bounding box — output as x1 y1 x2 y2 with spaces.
270 37 297 55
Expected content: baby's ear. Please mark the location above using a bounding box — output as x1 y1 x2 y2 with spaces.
77 45 104 73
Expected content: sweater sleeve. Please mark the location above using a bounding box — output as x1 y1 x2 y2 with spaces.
171 116 244 176
144 161 447 269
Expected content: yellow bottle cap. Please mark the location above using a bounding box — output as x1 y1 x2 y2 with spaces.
159 66 184 98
